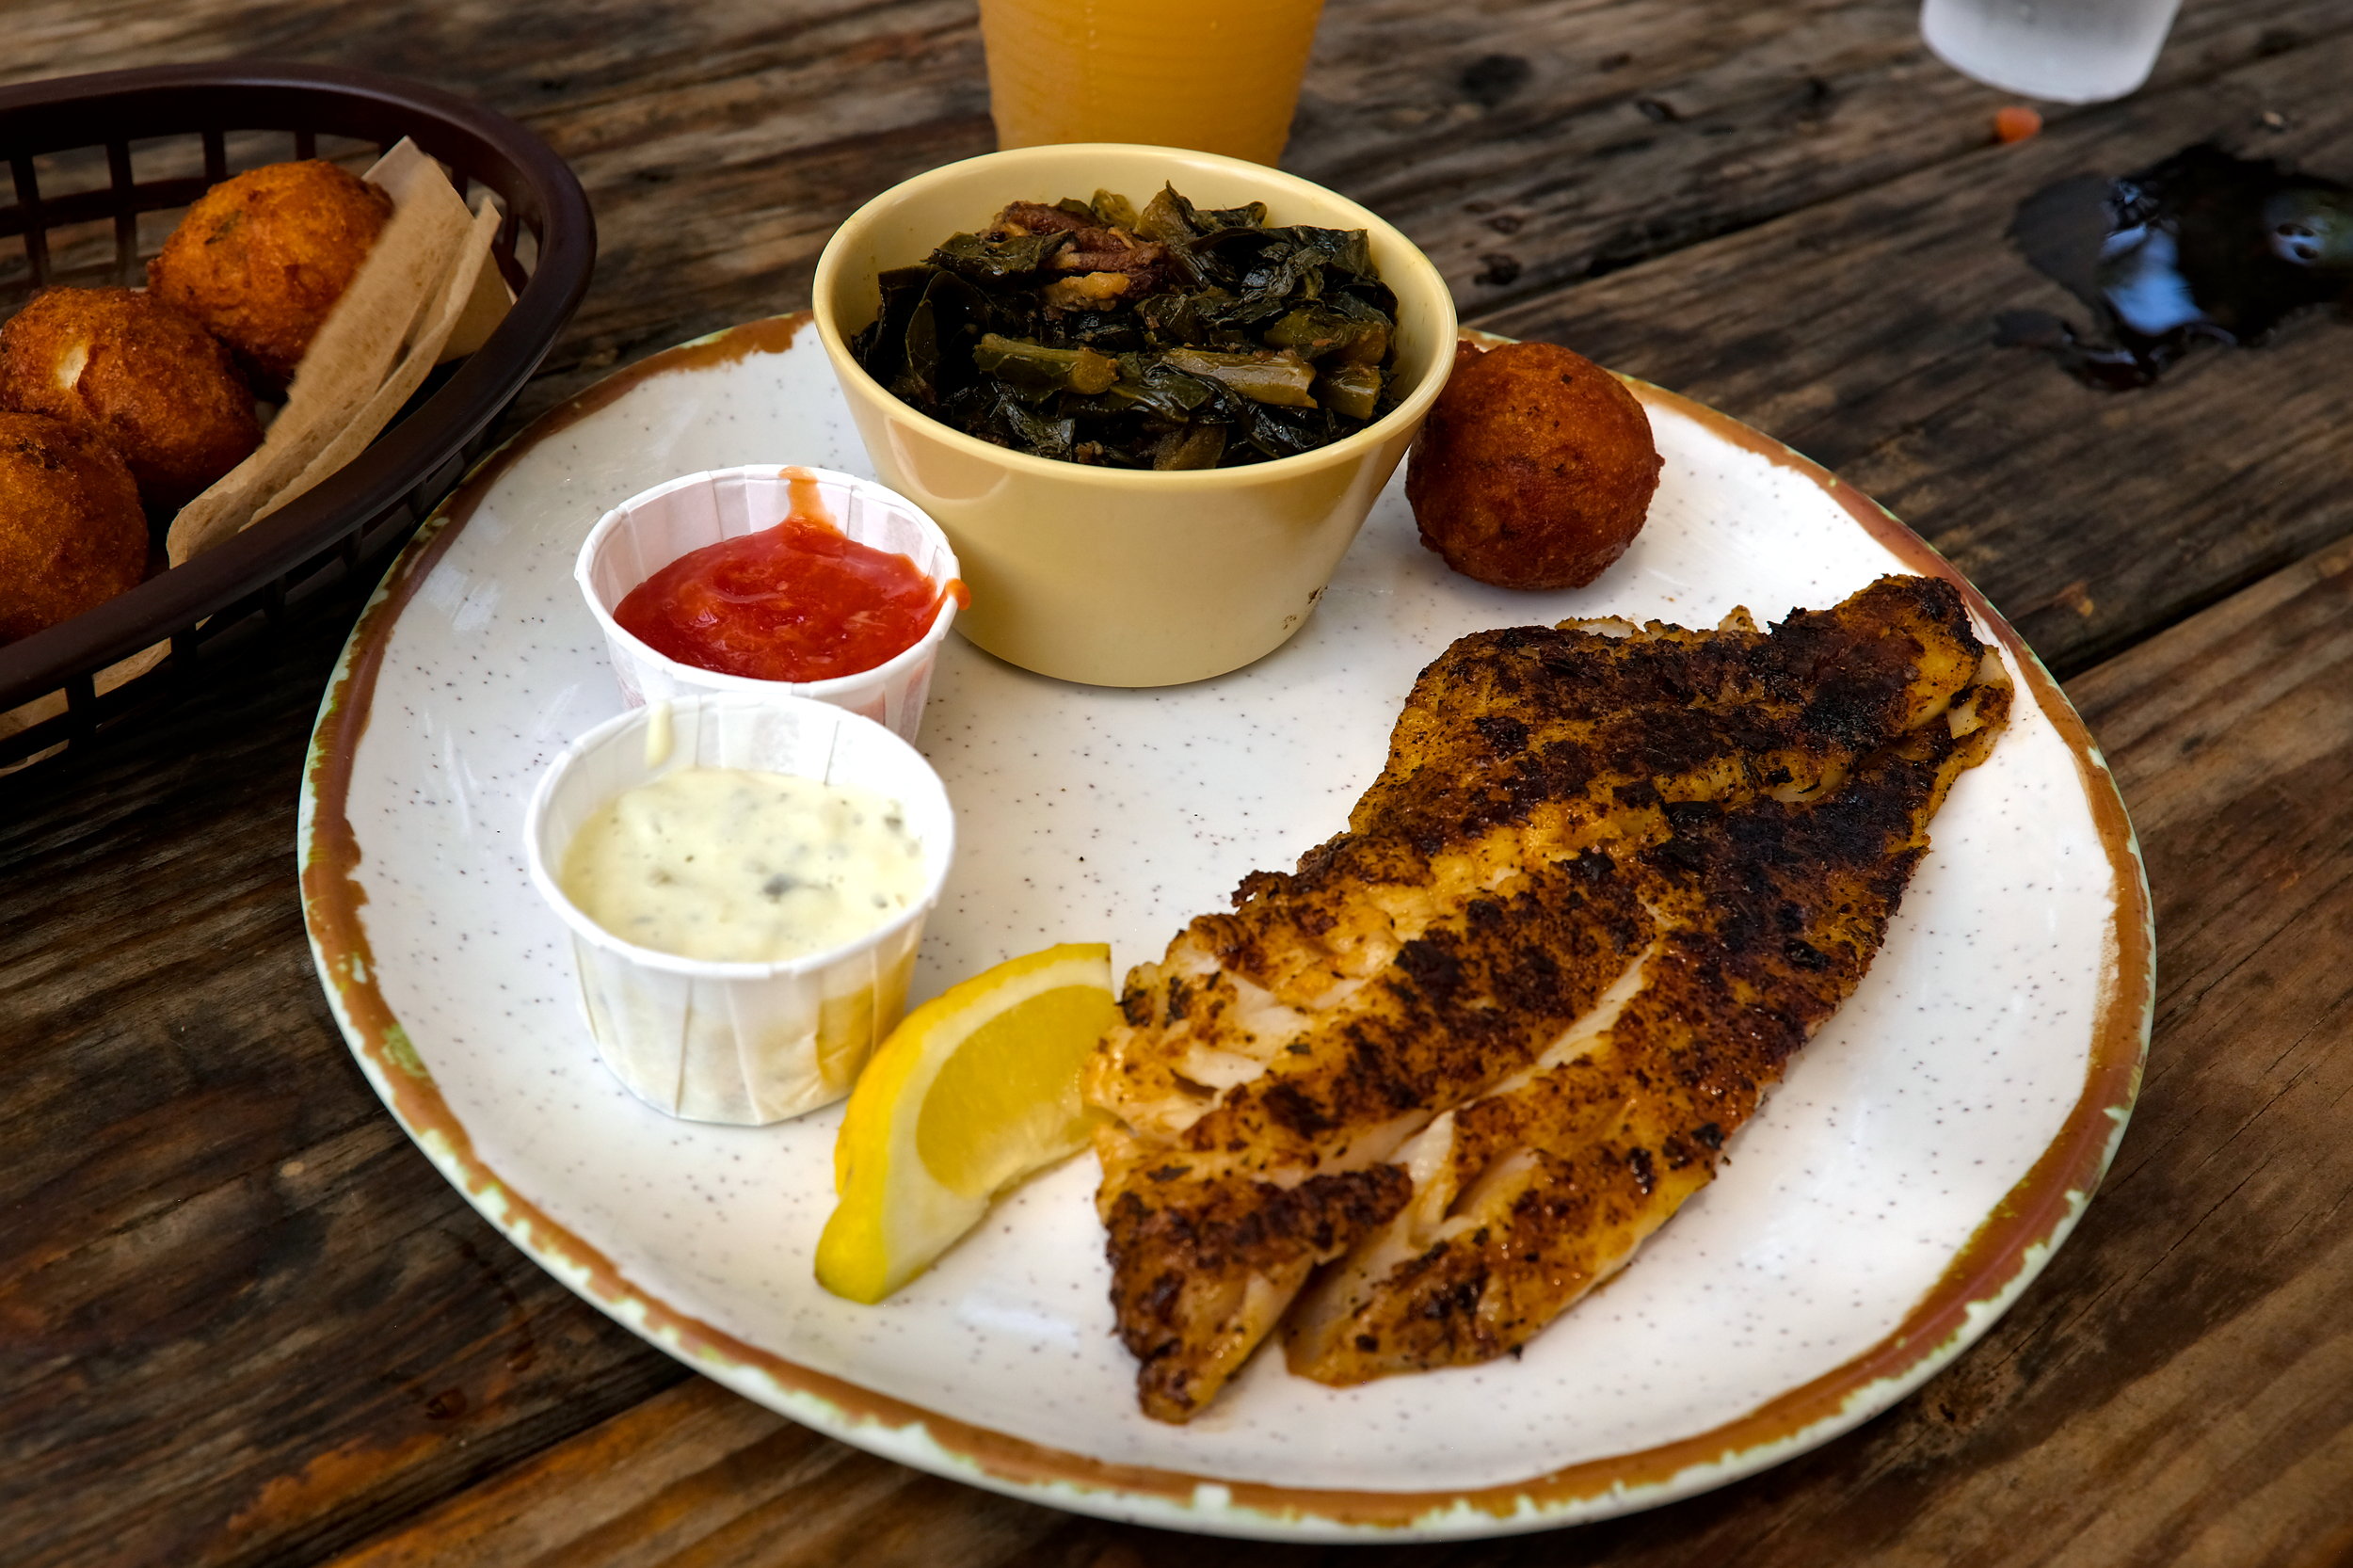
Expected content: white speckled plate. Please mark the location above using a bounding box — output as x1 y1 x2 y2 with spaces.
299 316 2151 1541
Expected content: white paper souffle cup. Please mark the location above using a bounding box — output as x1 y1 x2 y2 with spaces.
524 691 956 1126
575 465 962 743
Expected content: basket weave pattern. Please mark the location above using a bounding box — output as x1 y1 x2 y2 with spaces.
0 61 594 768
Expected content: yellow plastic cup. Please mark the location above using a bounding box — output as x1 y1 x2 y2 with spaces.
809 143 1458 690
978 0 1326 167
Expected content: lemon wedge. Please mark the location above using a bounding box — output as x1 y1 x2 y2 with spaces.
816 942 1116 1304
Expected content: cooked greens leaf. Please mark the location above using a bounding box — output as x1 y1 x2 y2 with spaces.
1089 189 1142 230
1196 197 1272 232
1135 184 1200 245
1263 226 1375 280
1154 423 1229 470
1260 304 1377 362
1239 400 1341 460
1136 184 1268 242
931 228 1068 281
859 265 988 405
851 184 1398 468
975 334 1123 397
1159 347 1321 408
1313 360 1384 421
994 397 1078 460
1100 358 1223 421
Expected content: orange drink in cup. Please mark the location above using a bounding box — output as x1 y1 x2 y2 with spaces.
977 0 1326 167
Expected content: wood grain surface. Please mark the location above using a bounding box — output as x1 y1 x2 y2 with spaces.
3 1 2350 1564
1487 28 2353 677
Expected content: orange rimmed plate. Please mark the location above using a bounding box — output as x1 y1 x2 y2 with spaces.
298 316 2150 1540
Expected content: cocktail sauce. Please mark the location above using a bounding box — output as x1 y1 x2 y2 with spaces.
615 505 964 683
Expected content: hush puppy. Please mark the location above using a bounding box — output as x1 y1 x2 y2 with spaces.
0 411 148 644
1406 340 1660 590
0 286 262 508
147 159 392 384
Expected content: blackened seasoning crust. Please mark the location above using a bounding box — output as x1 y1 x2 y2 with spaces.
1085 574 2009 1419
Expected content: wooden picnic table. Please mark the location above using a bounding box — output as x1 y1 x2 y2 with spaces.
7 1 2351 1563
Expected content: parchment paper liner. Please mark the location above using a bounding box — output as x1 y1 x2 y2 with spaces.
1 138 514 760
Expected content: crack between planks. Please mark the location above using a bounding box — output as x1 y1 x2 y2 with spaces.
0 1105 419 1280
2128 1159 2270 1296
2040 414 2353 675
1459 11 2353 324
494 2 984 143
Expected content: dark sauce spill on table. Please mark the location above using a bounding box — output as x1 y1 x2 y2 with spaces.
1997 143 2353 389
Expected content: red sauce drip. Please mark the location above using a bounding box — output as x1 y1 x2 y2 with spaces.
614 506 966 684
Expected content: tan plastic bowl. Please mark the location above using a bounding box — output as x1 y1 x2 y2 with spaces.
811 143 1458 688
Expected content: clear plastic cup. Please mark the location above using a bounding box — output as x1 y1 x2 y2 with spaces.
978 0 1325 167
1921 0 2184 104
576 465 960 744
524 693 956 1126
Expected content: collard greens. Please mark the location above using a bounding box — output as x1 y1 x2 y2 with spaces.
851 186 1401 469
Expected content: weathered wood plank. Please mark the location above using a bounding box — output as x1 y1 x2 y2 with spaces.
496 0 2353 426
1289 0 2352 305
0 616 692 1568
6 0 2349 414
5 3 2350 1564
1481 32 2353 680
311 534 2353 1564
316 1381 1015 1568
500 0 2353 385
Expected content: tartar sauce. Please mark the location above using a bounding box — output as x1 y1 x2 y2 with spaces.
559 767 926 963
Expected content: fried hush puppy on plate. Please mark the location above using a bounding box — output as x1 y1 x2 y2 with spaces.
1405 340 1661 590
0 287 262 508
148 159 392 385
0 411 148 645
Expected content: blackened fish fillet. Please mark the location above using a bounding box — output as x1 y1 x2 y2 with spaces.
1086 575 2001 1422
1285 662 2009 1380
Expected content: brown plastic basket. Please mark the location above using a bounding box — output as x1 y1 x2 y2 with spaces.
0 60 594 769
